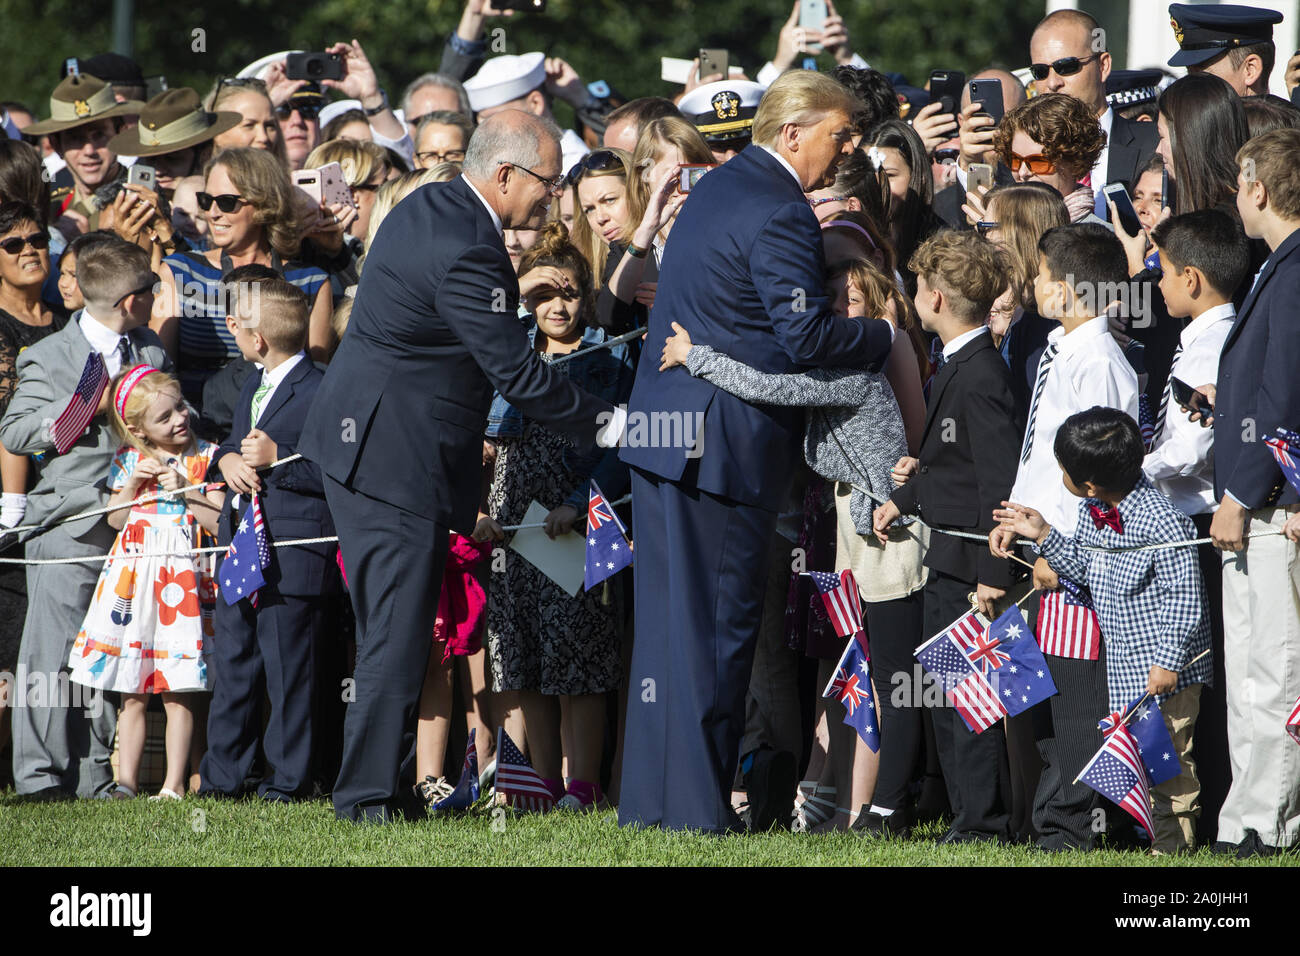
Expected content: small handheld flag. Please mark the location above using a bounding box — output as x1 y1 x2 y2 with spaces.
494 727 555 813
1036 576 1102 660
52 351 109 454
1264 429 1300 497
980 606 1058 718
915 609 1006 734
808 569 864 640
1100 698 1181 786
431 727 480 813
1287 694 1300 746
220 495 269 607
823 633 878 751
584 480 632 590
1078 723 1154 839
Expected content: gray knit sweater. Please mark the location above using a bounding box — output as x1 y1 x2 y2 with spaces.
684 345 910 535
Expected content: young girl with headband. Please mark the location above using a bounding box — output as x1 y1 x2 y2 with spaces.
68 364 225 800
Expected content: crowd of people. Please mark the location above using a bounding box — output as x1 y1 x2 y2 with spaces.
1 0 1299 858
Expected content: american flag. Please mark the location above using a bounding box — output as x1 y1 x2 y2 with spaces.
1078 722 1153 839
431 727 480 813
1264 429 1300 497
974 606 1058 718
494 727 555 813
1100 697 1181 786
808 569 864 639
1288 694 1300 746
220 495 270 607
915 609 1007 733
822 633 878 751
1137 393 1156 450
1036 576 1102 660
52 351 109 454
584 480 632 591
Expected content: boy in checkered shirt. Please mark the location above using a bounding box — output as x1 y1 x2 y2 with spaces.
995 407 1212 853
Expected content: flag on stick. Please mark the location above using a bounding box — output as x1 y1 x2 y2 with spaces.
972 606 1058 718
584 480 632 590
822 633 878 751
1264 428 1300 497
808 569 864 639
220 495 269 607
915 609 1006 733
52 351 109 454
1078 722 1154 839
494 727 555 813
431 727 480 813
1100 698 1181 786
1036 576 1102 659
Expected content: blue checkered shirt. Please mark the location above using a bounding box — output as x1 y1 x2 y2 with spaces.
1038 475 1213 711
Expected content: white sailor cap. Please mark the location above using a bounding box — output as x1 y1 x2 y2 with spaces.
464 52 547 113
678 80 765 145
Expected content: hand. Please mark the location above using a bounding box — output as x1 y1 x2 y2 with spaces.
911 101 959 157
957 101 996 171
961 182 990 228
544 57 587 108
1185 383 1216 427
129 456 167 491
633 281 657 309
218 452 262 495
975 582 1006 619
518 265 574 300
472 514 505 543
263 60 307 109
773 2 811 71
240 428 278 469
891 455 918 487
111 188 158 247
819 1 854 65
987 288 1018 338
1145 664 1178 696
1032 556 1059 592
1209 494 1248 551
543 504 578 539
683 58 725 94
659 321 693 371
304 201 357 253
633 168 686 246
1286 51 1300 96
992 500 1050 544
157 461 184 493
325 39 381 103
872 498 901 545
468 0 515 19
482 439 499 469
1283 511 1300 543
1106 196 1150 276
988 524 1017 559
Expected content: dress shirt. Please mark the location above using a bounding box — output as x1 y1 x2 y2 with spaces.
460 174 504 234
759 144 803 189
941 324 988 361
1089 106 1114 212
79 309 131 377
251 351 306 427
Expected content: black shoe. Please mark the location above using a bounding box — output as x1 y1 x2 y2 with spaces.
24 786 74 803
744 749 796 833
1236 829 1282 859
851 806 912 839
939 828 1006 846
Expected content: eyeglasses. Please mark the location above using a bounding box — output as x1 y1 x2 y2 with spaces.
808 195 849 209
195 192 251 213
416 149 466 166
1006 152 1057 175
276 100 324 121
0 232 49 255
975 221 1000 238
565 149 622 186
1029 54 1099 81
113 273 160 308
500 161 565 196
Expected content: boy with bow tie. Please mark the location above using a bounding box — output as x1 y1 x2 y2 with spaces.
995 406 1212 853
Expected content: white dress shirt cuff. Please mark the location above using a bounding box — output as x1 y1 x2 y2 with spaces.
596 405 627 448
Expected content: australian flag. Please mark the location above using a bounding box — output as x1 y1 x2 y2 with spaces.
584 480 632 590
915 610 1006 734
220 494 269 607
430 727 480 813
1100 698 1181 786
974 606 1058 718
822 633 878 751
1264 428 1300 497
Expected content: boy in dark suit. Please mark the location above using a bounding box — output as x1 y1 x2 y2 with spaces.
873 230 1024 842
199 268 339 801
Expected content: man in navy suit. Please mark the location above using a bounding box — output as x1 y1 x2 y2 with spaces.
617 70 894 834
298 111 616 822
200 269 340 801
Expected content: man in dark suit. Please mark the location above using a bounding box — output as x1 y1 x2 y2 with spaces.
873 230 1023 842
298 110 614 823
200 271 340 801
617 69 894 834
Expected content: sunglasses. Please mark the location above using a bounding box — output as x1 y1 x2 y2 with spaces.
1029 54 1099 81
565 149 622 186
114 272 160 308
1006 152 1057 175
351 182 381 194
416 149 466 166
196 192 251 213
0 232 49 255
975 221 1000 238
501 161 565 196
276 100 324 121
808 195 849 209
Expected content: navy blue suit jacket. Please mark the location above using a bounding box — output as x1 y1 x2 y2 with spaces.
620 145 893 510
216 357 338 596
298 176 612 528
1213 226 1300 508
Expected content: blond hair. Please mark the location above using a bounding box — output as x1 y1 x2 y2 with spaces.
231 275 309 353
205 78 289 169
751 69 861 149
568 147 633 289
304 138 391 189
1237 128 1300 221
625 117 713 232
908 229 1010 321
109 366 189 457
830 258 930 380
983 183 1069 308
205 146 309 259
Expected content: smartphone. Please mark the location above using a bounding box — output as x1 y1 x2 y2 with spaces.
127 164 156 191
497 0 545 9
1103 182 1143 237
799 0 829 54
285 52 343 82
928 70 966 115
315 161 356 208
1170 377 1211 415
292 168 322 205
698 49 729 81
1160 164 1173 212
679 164 715 192
969 79 1005 125
968 162 993 194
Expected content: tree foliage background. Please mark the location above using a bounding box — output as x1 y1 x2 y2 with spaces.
0 0 1044 121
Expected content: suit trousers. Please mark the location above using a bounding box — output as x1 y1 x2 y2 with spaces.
864 589 925 812
11 523 117 796
1216 506 1300 848
618 467 778 833
200 589 329 799
739 528 803 762
324 475 449 822
924 571 1011 838
1190 511 1229 844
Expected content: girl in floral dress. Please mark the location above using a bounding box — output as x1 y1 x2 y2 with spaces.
68 365 224 799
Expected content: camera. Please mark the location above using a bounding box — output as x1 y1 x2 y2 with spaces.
285 52 344 82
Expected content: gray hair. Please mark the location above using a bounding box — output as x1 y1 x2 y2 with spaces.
401 73 471 120
414 110 475 145
461 111 562 180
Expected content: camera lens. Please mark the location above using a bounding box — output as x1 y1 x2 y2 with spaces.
307 57 323 78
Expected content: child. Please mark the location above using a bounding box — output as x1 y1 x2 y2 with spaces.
988 222 1140 852
474 222 632 812
68 364 224 800
995 407 1213 853
198 268 339 801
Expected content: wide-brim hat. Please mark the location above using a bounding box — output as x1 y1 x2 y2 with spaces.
26 73 144 135
107 88 241 156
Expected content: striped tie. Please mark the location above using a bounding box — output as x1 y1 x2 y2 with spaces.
250 377 272 425
1020 342 1058 464
1148 343 1184 451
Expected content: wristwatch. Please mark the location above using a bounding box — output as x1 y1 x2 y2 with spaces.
362 90 389 117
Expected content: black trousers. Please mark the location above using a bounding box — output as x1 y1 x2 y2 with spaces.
924 571 1011 838
865 589 925 812
1191 510 1229 844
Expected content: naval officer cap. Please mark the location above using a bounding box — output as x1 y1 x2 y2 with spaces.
678 80 764 147
464 52 547 113
1167 3 1283 67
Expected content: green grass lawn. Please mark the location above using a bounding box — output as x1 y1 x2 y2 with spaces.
2 790 1296 866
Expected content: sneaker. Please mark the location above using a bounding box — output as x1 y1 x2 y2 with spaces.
851 807 911 839
148 788 183 802
413 775 454 809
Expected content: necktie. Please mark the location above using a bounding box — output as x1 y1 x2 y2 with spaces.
1149 343 1184 451
250 377 272 425
116 336 132 372
1019 342 1058 464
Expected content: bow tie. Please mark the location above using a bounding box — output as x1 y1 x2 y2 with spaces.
1088 503 1123 534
